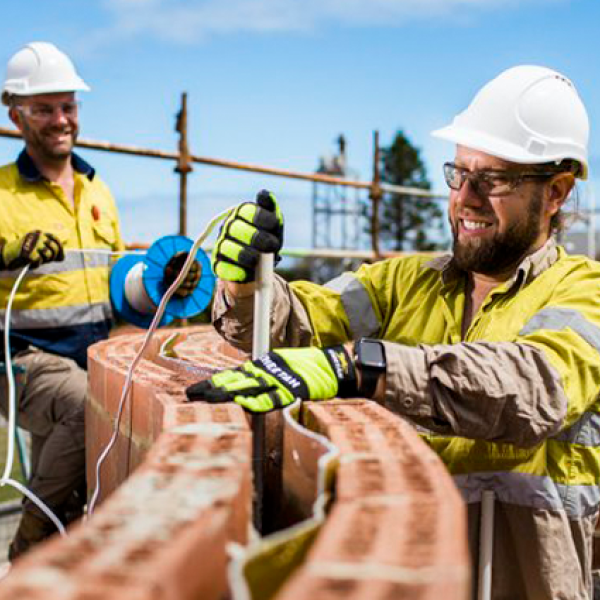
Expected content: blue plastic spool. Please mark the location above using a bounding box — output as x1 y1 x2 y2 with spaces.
110 235 215 329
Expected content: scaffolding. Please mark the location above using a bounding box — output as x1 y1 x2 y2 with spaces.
311 135 365 282
0 95 446 258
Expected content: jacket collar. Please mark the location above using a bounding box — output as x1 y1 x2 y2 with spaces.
16 149 96 183
425 237 559 290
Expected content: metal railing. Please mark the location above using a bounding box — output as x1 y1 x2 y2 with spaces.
0 93 446 257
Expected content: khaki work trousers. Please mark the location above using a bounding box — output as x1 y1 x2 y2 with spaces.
0 347 87 558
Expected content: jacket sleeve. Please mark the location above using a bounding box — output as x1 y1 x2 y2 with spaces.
382 266 600 448
213 258 399 351
212 275 314 353
382 340 569 447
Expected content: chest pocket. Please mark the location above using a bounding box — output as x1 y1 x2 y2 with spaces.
45 225 70 247
92 219 117 249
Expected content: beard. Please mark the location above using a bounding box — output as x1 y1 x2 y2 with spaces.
451 188 544 276
21 120 78 163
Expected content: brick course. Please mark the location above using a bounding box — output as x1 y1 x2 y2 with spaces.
1 326 469 599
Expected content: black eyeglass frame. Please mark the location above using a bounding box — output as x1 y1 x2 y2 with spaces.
443 161 559 197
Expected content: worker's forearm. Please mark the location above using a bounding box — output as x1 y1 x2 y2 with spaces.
213 275 314 351
380 340 568 447
223 280 256 300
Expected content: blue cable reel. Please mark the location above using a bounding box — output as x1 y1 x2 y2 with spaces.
110 235 216 328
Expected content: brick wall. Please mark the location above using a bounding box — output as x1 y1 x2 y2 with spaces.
0 326 469 599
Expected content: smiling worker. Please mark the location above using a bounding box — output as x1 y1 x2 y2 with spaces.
0 41 125 561
187 65 599 598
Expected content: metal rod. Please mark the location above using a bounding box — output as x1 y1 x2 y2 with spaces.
175 92 192 237
253 254 274 357
251 253 274 533
178 171 188 237
478 490 495 600
0 127 446 198
370 130 383 257
126 242 440 261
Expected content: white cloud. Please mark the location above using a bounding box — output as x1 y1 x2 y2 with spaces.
92 0 567 46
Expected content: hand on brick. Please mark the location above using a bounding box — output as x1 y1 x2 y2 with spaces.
211 189 283 283
0 230 65 270
185 346 358 413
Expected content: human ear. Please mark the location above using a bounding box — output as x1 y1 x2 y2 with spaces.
545 173 575 217
8 106 23 131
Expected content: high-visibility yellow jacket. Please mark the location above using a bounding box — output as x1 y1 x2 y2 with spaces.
0 151 125 368
213 238 600 599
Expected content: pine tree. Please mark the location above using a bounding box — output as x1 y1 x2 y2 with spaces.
378 131 446 251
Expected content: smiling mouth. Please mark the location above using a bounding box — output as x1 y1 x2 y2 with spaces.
461 218 493 231
46 131 72 142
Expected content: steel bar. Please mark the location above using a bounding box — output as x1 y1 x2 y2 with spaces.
0 127 446 199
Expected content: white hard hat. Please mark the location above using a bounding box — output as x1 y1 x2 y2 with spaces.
2 42 90 105
432 65 589 180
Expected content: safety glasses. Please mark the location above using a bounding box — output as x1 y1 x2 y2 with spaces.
17 101 80 123
443 162 556 197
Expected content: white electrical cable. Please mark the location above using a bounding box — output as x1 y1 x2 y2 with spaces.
88 206 235 516
1 266 28 483
0 247 145 538
123 262 156 314
1 265 66 535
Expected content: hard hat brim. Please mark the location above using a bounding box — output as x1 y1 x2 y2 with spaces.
432 124 588 180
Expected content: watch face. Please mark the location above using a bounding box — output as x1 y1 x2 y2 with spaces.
358 340 386 369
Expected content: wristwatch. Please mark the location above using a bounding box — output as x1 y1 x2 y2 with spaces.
353 338 387 398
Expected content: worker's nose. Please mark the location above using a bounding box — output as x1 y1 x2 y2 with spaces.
455 177 487 208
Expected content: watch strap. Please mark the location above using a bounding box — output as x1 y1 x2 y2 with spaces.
354 338 386 399
358 366 380 398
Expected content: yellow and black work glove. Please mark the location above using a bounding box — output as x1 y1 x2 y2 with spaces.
212 189 283 283
186 346 358 413
162 251 201 298
0 230 64 270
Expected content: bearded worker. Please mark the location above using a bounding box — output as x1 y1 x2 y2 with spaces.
188 66 598 599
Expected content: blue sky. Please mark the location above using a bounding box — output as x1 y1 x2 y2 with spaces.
0 0 598 252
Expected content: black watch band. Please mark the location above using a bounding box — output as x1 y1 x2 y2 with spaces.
354 338 386 398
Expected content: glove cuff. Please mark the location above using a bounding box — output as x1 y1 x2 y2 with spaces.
322 345 358 398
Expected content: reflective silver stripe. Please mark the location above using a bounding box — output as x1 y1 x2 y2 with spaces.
324 272 380 338
552 411 600 447
453 471 600 518
0 251 111 279
0 302 113 329
520 307 600 354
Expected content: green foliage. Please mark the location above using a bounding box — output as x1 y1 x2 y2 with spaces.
377 131 446 251
0 426 26 503
276 260 314 283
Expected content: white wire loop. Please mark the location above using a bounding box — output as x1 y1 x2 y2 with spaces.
1 247 147 537
88 207 234 515
1 265 66 535
123 262 156 314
